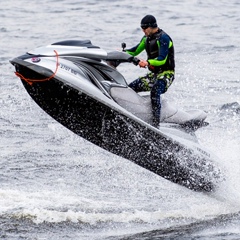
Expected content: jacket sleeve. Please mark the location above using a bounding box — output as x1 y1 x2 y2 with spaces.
125 37 146 56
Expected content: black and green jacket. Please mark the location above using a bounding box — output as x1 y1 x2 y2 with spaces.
126 28 175 73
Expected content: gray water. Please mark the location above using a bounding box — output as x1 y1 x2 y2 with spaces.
1 0 240 239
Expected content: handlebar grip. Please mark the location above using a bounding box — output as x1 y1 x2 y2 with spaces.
132 57 140 66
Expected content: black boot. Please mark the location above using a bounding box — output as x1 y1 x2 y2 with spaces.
152 117 160 128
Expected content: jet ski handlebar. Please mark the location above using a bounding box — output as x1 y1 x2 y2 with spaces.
106 50 140 68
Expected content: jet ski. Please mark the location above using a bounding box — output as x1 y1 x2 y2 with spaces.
10 40 224 191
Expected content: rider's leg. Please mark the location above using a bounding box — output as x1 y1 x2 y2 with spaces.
151 72 175 126
151 79 166 126
128 73 154 92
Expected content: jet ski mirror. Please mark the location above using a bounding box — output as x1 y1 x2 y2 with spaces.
121 42 126 51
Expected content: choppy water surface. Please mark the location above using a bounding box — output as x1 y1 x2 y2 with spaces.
1 0 240 239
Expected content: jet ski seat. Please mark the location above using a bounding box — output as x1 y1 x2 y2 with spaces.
105 84 207 126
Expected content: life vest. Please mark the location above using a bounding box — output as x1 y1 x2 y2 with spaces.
145 29 175 73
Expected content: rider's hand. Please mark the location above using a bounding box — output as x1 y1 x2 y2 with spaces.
138 60 148 68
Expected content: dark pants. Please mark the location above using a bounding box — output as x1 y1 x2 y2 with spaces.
129 71 174 126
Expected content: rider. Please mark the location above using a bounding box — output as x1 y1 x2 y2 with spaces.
125 15 175 127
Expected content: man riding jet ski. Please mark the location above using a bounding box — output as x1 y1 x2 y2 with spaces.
125 14 175 127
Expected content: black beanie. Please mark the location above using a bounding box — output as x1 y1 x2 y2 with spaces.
141 15 158 28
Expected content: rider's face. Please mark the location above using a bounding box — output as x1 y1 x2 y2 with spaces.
142 27 153 36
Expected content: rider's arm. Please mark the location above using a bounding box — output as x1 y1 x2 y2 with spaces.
125 37 146 56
